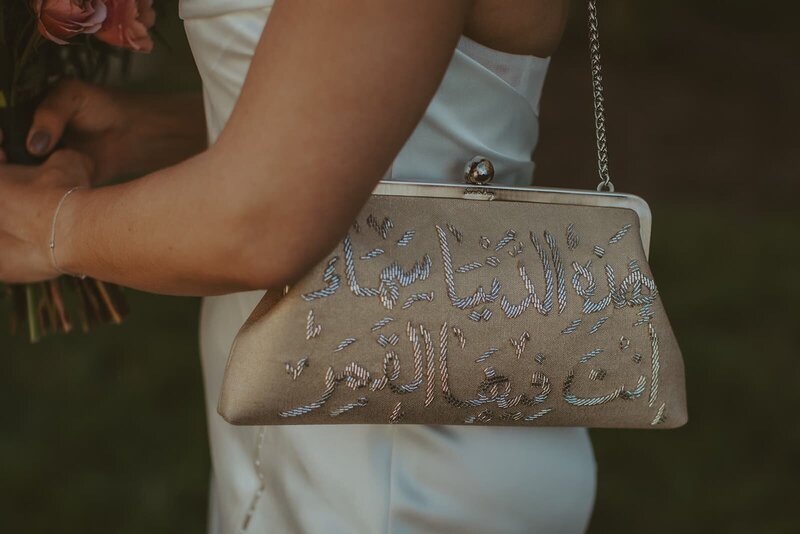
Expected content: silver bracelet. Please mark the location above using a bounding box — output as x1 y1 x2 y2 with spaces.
49 185 89 279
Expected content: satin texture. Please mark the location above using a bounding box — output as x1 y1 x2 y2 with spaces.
180 1 597 532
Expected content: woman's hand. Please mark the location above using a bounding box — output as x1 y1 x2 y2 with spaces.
0 150 92 283
0 80 207 184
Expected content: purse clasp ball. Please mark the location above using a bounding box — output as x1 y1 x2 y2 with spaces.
464 156 495 185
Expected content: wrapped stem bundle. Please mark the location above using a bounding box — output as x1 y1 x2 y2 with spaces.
0 279 129 343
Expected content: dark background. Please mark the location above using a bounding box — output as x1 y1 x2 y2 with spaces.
2 1 798 532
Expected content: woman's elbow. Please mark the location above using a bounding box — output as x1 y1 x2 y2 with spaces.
233 228 337 292
215 167 354 292
234 244 298 292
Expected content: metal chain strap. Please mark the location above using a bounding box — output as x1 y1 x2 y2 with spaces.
588 0 615 192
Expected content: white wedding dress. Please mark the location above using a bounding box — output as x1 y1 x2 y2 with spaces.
180 2 597 533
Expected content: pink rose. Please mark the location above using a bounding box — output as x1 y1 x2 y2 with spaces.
94 0 156 53
33 0 108 45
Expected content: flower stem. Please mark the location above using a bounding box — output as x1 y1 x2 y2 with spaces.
94 280 123 325
49 278 73 333
24 284 39 343
10 19 37 107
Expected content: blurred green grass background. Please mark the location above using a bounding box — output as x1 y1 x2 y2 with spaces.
2 1 798 533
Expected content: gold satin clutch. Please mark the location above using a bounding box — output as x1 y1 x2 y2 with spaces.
217 1 688 428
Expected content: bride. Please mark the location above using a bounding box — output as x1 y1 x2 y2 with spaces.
0 0 596 532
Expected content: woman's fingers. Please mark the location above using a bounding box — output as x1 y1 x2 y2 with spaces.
44 149 95 186
27 80 87 157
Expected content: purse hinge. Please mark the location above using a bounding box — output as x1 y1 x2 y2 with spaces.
463 187 496 201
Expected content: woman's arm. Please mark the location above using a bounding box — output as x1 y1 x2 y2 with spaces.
0 0 473 295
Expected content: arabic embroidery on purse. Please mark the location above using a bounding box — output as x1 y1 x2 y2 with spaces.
218 0 688 429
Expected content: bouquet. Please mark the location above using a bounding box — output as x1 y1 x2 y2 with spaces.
0 0 157 342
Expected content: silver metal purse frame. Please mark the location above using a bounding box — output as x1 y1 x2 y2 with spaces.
373 182 652 256
373 1 651 252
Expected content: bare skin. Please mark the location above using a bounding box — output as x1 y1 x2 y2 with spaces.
0 0 569 295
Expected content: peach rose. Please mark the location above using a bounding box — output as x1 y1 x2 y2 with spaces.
94 0 156 53
33 0 108 45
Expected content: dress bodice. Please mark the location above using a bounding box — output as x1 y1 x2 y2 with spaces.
180 0 550 186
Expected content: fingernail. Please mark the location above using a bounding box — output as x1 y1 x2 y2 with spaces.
30 131 51 154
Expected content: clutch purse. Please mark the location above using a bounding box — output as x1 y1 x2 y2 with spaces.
218 1 687 428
